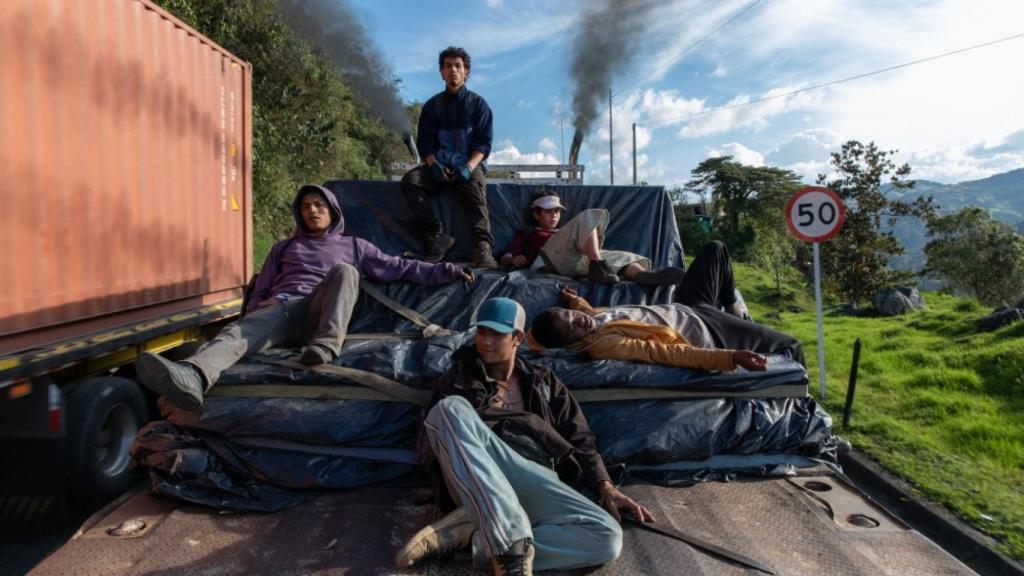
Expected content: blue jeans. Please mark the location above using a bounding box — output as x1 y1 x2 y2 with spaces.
424 396 622 571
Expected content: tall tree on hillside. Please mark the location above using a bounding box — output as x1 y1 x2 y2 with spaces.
684 156 803 261
924 207 1024 306
816 141 936 307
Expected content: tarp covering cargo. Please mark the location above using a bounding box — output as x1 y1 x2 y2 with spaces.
131 182 837 511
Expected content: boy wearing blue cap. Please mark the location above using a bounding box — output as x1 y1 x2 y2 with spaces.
396 297 652 575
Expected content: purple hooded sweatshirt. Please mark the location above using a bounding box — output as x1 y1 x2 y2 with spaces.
247 185 464 313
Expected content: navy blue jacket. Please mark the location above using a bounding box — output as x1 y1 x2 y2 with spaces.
416 86 493 170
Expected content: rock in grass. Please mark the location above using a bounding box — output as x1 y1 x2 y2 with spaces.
978 307 1024 332
873 287 925 316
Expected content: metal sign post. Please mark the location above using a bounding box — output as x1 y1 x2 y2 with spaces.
785 186 846 401
812 241 825 399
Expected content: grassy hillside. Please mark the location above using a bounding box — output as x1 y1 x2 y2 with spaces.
733 260 1024 560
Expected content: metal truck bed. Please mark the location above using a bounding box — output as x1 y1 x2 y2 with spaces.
30 468 973 576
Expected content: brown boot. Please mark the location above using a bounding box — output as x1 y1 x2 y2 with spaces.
472 241 498 270
424 232 456 263
491 538 534 576
394 507 474 567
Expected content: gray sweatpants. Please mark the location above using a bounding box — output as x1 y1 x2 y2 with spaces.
424 395 622 571
185 263 360 386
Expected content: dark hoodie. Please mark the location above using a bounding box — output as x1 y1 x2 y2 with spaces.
247 185 464 313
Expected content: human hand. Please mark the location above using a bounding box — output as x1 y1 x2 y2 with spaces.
732 350 767 371
598 482 656 523
430 161 451 182
455 164 474 182
512 255 528 268
460 266 475 283
559 286 578 303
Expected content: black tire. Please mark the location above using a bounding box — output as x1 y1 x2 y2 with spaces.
65 376 148 507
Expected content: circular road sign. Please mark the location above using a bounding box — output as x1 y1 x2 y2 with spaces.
785 186 846 243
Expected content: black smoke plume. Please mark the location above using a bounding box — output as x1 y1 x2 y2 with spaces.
569 0 656 139
276 0 410 134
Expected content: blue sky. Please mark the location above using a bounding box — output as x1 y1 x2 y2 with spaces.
349 0 1024 190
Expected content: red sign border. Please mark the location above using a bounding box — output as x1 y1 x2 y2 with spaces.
785 186 846 243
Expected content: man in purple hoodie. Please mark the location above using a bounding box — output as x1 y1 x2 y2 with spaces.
135 185 473 411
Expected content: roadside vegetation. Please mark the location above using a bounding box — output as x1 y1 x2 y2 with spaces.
732 251 1024 561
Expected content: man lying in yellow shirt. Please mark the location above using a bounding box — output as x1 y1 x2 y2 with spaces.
527 242 804 372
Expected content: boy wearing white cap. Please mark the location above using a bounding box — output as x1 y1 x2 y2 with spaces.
500 190 683 285
396 297 653 575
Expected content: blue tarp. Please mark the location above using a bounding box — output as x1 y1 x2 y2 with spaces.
131 182 835 511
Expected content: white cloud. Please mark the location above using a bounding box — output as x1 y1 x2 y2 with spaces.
903 129 1024 183
708 143 764 167
676 85 825 139
516 100 533 108
539 137 558 154
489 139 559 165
710 65 727 78
484 0 504 7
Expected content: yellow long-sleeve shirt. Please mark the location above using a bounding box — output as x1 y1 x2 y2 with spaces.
561 294 737 372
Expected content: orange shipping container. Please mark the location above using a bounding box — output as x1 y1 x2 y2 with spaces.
0 0 253 355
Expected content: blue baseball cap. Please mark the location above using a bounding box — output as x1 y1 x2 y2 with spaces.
473 298 526 334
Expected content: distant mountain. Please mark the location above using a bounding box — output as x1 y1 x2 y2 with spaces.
885 168 1024 278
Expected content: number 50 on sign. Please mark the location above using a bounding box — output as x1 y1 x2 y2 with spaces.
785 186 845 242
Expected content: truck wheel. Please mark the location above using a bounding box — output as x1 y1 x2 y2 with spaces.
65 376 148 506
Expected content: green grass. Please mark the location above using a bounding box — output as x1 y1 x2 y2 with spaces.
253 231 277 272
734 262 1024 560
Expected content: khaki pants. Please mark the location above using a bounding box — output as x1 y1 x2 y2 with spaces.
539 209 650 276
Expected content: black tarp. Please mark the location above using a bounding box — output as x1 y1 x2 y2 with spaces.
327 180 684 268
131 182 835 511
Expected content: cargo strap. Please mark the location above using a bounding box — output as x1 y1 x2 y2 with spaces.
358 280 454 339
571 383 807 402
626 517 776 574
209 355 432 406
210 365 804 405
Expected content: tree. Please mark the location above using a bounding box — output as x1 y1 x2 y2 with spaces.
683 156 803 262
815 141 936 307
924 207 1024 306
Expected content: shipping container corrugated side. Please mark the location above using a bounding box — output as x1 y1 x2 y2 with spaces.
0 0 253 355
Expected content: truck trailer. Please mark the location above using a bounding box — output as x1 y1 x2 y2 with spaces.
0 0 252 508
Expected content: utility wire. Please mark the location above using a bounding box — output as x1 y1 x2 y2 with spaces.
642 31 1024 127
613 0 765 97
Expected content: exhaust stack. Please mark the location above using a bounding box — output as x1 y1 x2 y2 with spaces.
568 130 584 179
402 132 419 164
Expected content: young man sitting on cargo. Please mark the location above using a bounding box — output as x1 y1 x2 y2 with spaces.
499 190 684 285
527 241 804 371
135 184 473 411
395 297 653 575
401 46 498 269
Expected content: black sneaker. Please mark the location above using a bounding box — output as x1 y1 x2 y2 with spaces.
425 233 456 263
135 352 205 411
472 241 498 270
586 259 619 284
491 538 534 576
632 266 686 286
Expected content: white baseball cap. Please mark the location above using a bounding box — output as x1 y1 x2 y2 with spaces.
531 195 566 210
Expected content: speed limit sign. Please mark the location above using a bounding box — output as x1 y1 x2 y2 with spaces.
785 186 845 243
785 186 845 401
